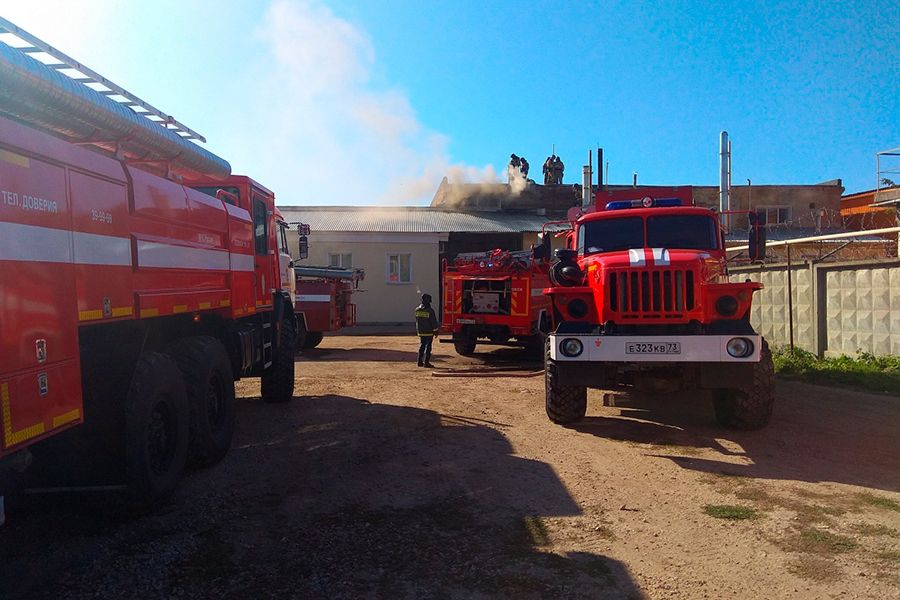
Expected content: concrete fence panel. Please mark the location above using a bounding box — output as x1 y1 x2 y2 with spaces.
730 259 900 357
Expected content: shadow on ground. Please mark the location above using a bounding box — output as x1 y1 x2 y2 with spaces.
299 346 432 362
569 381 900 493
0 395 644 600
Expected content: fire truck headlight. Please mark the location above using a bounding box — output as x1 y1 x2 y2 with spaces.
726 337 753 358
567 299 588 319
715 295 739 316
560 338 584 357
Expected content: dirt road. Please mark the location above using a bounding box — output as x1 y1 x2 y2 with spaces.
1 335 898 599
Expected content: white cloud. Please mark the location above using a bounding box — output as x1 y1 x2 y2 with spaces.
231 0 499 205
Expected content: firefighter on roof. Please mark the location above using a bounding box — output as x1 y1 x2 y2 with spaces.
415 293 439 367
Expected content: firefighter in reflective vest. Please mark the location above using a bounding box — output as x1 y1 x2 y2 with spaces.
415 293 439 367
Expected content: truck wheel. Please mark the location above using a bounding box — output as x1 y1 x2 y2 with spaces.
302 331 324 349
167 337 235 467
454 341 476 356
125 352 189 506
545 337 587 424
262 313 297 403
713 340 775 430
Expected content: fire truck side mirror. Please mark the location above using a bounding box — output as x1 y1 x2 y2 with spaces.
748 212 767 261
297 223 311 236
298 235 308 260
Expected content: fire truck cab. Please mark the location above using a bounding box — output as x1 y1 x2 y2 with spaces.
543 195 775 430
442 245 552 357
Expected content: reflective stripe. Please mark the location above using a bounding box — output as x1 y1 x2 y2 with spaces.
418 333 434 337
230 253 255 272
2 382 46 447
628 249 645 267
74 231 132 266
52 409 81 428
651 248 670 266
297 294 331 302
0 221 72 263
0 221 251 271
137 240 230 271
415 310 431 318
0 149 30 168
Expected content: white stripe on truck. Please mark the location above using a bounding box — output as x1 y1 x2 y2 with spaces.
296 294 331 302
0 222 132 266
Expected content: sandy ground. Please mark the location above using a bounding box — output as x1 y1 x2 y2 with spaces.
1 335 898 599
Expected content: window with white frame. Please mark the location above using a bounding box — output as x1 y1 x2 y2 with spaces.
328 253 352 268
387 253 412 284
755 205 792 226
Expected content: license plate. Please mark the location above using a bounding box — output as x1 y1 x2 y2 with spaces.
625 342 681 355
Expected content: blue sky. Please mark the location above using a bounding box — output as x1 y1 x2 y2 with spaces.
3 1 898 204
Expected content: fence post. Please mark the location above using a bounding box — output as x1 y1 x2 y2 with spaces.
787 245 794 352
813 262 827 358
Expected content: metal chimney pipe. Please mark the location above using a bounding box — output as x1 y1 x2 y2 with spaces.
597 147 603 187
719 131 731 229
582 164 592 207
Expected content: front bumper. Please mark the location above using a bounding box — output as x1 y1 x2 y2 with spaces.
548 334 762 363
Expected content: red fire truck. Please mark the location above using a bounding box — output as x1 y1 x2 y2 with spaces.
542 190 774 429
0 20 299 508
294 265 365 349
442 244 552 356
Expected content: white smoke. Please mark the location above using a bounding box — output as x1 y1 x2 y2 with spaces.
3 0 502 205
229 0 500 205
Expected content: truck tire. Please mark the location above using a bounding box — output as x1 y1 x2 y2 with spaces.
125 352 189 506
713 340 775 430
454 341 476 356
545 337 587 424
167 337 235 467
302 331 324 350
262 313 297 403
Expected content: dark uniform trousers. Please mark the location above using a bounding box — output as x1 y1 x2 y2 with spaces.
415 305 437 365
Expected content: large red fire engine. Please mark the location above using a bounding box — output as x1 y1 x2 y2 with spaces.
442 245 552 356
0 20 300 509
294 265 365 349
542 188 775 429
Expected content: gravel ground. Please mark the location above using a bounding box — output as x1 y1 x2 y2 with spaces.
1 335 898 599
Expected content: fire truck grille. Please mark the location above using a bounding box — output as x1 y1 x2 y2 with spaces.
607 270 695 317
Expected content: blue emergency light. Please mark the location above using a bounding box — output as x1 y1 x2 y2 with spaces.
605 197 683 210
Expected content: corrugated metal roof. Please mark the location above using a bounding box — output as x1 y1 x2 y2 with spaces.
277 206 559 233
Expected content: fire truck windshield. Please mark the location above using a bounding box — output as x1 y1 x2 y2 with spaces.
647 215 719 250
578 217 643 254
579 214 719 255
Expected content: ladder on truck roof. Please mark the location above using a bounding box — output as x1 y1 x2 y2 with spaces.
0 16 206 142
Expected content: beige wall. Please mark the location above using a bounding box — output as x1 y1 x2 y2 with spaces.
287 230 445 323
693 184 844 229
